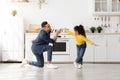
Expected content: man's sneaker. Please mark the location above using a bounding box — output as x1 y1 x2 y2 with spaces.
21 59 28 67
73 62 78 68
77 64 82 69
46 64 58 69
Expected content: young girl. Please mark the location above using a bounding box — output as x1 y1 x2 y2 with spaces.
65 25 97 69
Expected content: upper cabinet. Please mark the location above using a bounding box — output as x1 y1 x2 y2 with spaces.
111 0 120 12
94 0 120 15
95 0 109 13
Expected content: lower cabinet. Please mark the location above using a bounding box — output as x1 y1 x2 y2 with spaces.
25 33 120 62
2 51 23 61
69 39 77 62
94 35 107 62
84 35 94 62
2 51 13 61
107 35 120 62
87 34 120 62
25 33 37 61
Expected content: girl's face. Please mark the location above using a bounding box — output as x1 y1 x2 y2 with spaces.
74 30 79 35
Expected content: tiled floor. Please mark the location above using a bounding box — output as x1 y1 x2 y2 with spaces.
0 63 120 80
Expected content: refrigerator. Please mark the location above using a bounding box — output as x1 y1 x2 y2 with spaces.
0 16 24 61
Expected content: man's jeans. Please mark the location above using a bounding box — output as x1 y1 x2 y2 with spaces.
76 43 87 65
29 45 53 67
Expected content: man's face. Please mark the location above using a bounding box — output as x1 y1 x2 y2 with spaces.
44 24 52 32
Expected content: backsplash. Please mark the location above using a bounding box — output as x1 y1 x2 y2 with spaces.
93 16 120 33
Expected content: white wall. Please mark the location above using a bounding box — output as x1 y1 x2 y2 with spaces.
0 0 94 29
0 0 95 61
0 0 119 61
0 0 119 29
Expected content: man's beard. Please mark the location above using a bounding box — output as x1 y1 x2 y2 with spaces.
48 30 51 34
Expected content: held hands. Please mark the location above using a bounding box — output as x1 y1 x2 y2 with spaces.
62 28 69 33
56 29 62 35
55 28 69 35
55 29 62 39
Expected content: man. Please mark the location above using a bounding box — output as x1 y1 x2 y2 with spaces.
21 21 61 69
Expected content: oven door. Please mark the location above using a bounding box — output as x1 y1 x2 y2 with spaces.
52 39 70 55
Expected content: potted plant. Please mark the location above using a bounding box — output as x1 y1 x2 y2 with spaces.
97 26 103 33
11 10 17 16
90 27 96 33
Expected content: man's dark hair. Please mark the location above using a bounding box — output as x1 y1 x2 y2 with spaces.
41 21 48 28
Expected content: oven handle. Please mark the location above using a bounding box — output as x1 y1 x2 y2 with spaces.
57 40 69 42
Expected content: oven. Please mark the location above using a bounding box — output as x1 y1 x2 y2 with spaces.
52 38 70 55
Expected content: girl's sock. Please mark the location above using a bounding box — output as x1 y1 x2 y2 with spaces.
77 64 82 69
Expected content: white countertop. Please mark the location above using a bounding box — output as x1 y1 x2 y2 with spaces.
25 32 120 35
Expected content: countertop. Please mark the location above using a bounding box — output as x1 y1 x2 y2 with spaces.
25 29 120 35
25 31 120 35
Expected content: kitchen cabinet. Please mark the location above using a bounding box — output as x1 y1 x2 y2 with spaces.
0 27 5 61
111 0 120 12
1 16 24 61
94 0 120 15
84 35 108 62
25 33 120 63
107 35 120 62
94 0 109 13
94 0 109 15
94 35 107 62
25 33 37 61
69 39 77 62
84 35 94 62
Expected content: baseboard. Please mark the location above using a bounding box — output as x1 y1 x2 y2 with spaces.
1 61 21 63
1 61 120 64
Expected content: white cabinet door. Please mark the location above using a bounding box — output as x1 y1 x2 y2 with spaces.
84 35 94 62
25 33 37 61
94 35 107 62
2 51 13 61
12 17 24 61
94 0 109 13
94 0 120 15
110 0 120 13
69 39 77 62
2 17 24 61
0 25 5 61
107 35 120 62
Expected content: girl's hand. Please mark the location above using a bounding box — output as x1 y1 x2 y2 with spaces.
63 28 69 33
93 44 99 46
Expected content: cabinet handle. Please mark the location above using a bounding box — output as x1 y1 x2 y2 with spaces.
106 40 108 47
4 32 6 35
119 37 120 42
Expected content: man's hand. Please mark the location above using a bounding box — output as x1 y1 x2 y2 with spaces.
55 29 62 39
56 29 62 35
31 40 35 43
